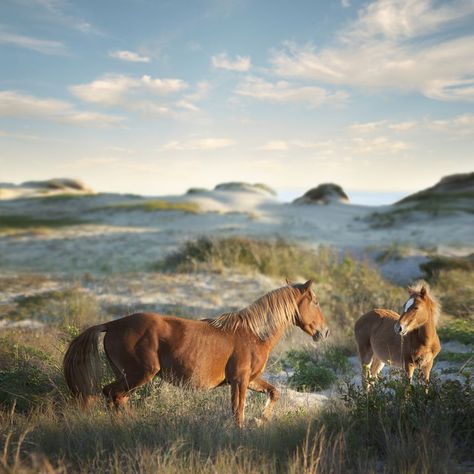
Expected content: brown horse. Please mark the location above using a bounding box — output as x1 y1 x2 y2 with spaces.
354 280 441 388
64 280 329 426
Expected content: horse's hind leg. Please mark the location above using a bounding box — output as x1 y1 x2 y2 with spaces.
102 368 158 410
370 357 384 380
102 336 160 410
356 339 374 390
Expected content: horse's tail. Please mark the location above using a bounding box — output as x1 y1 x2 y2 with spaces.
63 323 107 404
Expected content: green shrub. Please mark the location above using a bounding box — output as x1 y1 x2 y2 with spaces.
284 347 351 391
429 268 474 319
336 373 474 467
438 319 474 345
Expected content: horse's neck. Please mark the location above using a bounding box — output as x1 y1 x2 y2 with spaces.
416 310 437 343
264 325 287 351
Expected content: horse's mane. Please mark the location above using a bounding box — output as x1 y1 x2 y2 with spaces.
410 280 441 326
208 285 300 340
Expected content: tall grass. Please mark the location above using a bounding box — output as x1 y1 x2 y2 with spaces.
156 237 405 341
1 337 471 474
99 200 201 214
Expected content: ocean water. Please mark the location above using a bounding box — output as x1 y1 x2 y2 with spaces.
277 189 409 206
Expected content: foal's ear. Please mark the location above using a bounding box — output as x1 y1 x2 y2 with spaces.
419 286 427 298
407 286 416 295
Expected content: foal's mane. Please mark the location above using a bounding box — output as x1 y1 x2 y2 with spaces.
208 285 300 340
410 280 441 326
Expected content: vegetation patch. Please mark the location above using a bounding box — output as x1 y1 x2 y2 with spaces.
3 285 105 328
98 199 201 214
365 195 474 228
0 214 86 232
284 346 351 391
438 319 474 345
335 373 474 470
421 254 474 280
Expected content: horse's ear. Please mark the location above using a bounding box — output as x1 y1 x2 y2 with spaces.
302 279 313 293
407 286 416 295
420 286 427 298
285 277 293 286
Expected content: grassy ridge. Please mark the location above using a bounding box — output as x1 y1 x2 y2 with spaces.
0 214 86 231
99 200 201 214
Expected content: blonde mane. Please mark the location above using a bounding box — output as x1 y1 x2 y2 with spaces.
410 280 441 326
209 286 300 340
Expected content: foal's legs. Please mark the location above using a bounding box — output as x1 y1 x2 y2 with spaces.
370 357 384 380
421 359 434 383
404 361 415 383
248 378 280 422
357 343 374 390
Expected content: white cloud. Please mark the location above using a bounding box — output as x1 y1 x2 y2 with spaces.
70 74 191 117
235 76 348 107
349 114 474 135
212 53 251 72
163 138 235 151
0 28 66 55
15 0 101 35
109 50 151 63
0 90 124 127
345 0 474 41
258 140 289 151
271 0 474 102
71 74 188 106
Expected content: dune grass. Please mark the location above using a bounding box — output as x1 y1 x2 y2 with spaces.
2 285 106 327
99 200 201 214
1 325 472 473
0 214 86 232
366 194 474 229
156 236 405 341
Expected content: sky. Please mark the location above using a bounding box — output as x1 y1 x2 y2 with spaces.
0 0 473 202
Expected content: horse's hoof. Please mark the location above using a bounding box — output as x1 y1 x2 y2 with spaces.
253 417 264 427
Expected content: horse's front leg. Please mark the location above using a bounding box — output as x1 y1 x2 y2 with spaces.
421 359 434 388
230 378 249 428
404 361 415 383
248 377 280 423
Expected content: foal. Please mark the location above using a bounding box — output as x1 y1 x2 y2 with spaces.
354 281 441 388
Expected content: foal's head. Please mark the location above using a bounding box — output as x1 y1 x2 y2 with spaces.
293 280 330 342
394 281 438 336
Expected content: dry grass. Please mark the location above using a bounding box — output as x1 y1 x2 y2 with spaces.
98 200 201 214
0 327 472 473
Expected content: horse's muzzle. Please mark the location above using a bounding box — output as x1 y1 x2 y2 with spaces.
394 322 406 336
313 328 330 342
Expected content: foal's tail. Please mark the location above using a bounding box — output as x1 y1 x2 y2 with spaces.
63 323 107 405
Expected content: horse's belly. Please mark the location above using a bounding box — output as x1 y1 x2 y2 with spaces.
158 352 227 389
371 334 403 367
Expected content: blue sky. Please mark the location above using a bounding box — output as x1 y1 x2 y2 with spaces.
1 0 473 201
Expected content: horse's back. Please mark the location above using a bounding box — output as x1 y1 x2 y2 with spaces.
355 309 398 337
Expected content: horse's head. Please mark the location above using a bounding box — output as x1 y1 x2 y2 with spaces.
293 280 330 342
394 283 431 336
